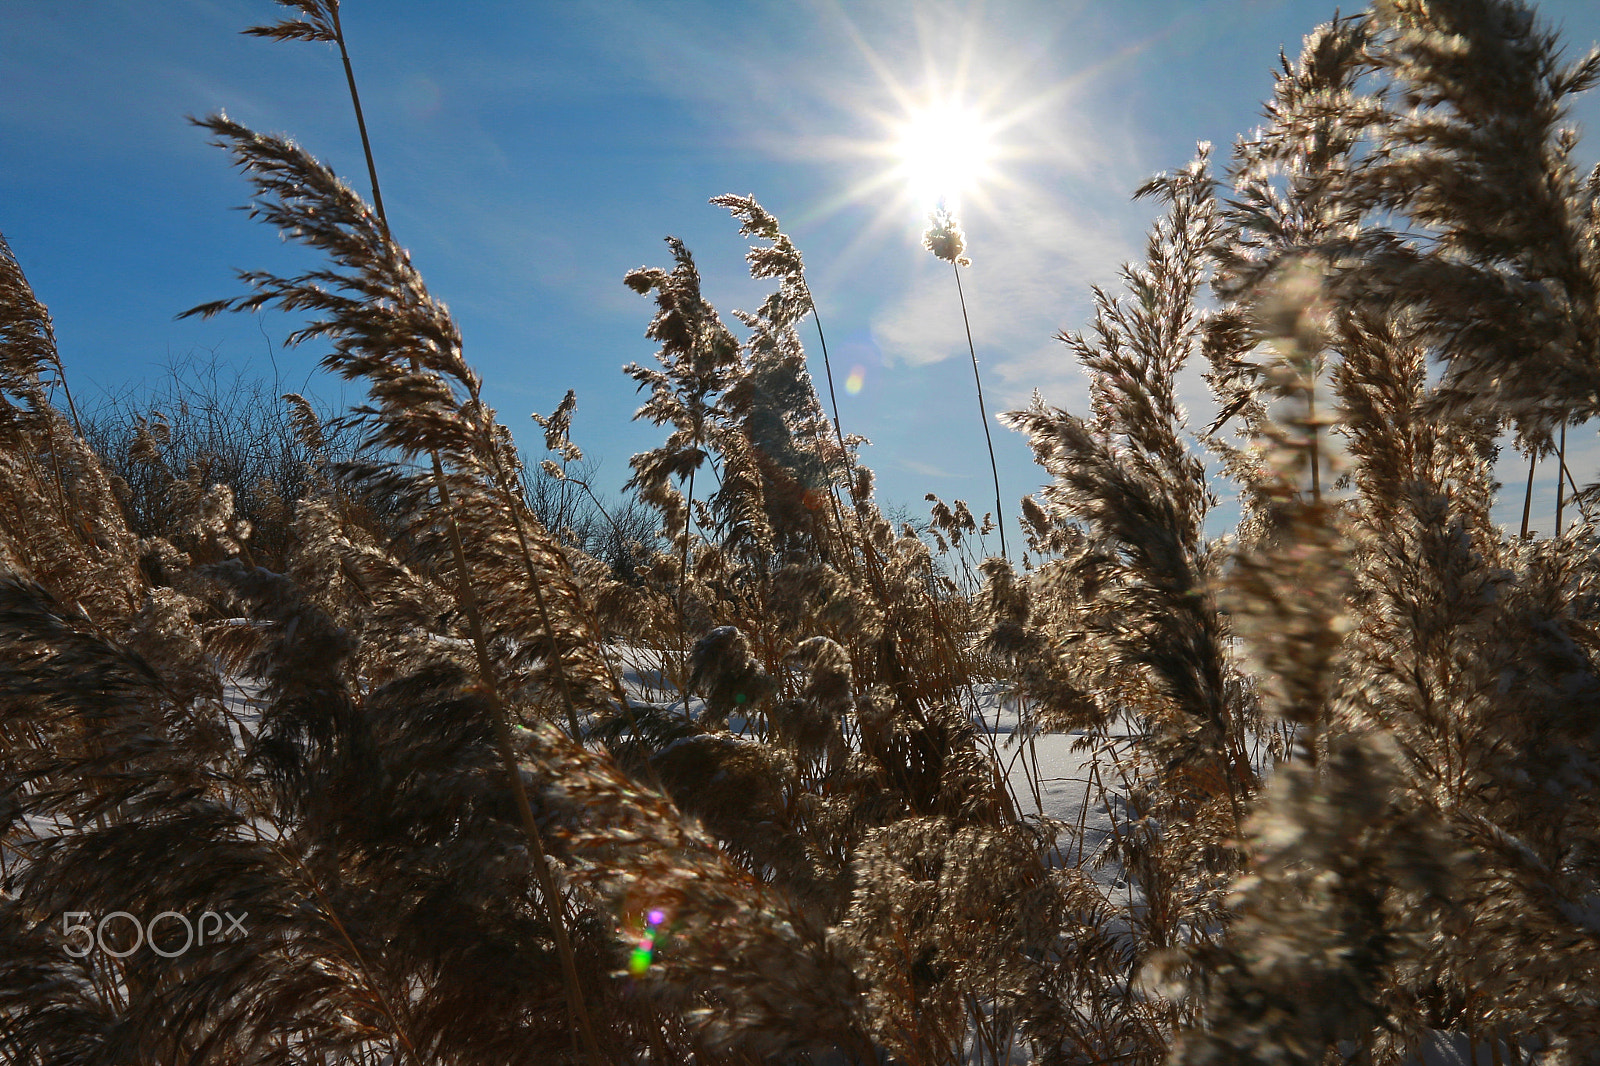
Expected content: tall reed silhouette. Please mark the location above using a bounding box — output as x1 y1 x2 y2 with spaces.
924 205 1008 561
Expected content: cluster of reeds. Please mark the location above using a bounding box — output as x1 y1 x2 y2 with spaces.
3 0 1600 1063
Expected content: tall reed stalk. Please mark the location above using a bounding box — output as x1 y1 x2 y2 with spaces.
924 206 1008 561
236 5 606 1060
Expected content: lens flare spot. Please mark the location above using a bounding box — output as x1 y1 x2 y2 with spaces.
628 946 653 976
399 75 443 120
646 909 667 927
845 366 866 395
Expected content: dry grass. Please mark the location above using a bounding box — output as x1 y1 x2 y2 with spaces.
4 1 1600 1063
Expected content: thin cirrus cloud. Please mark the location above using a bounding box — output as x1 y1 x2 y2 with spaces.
871 186 1137 385
557 0 1198 519
579 1 1159 365
576 0 1600 535
899 456 967 480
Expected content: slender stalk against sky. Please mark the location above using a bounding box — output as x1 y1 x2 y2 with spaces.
329 4 389 231
924 206 1007 561
951 259 1007 561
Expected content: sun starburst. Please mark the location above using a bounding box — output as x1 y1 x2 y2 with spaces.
888 96 1001 214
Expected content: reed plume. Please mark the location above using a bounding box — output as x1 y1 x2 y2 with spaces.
8 2 1600 1062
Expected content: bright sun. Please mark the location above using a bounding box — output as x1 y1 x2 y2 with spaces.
889 98 1000 213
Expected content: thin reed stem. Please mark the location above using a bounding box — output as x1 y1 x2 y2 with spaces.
1521 447 1537 539
952 261 1008 561
802 283 884 644
329 5 388 232
1556 422 1567 536
1559 443 1588 525
807 285 850 468
807 292 862 537
52 373 84 440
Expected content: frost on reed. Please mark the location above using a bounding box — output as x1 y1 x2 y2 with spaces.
6 0 1600 1063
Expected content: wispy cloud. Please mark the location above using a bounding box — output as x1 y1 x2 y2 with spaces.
899 456 968 480
871 180 1138 395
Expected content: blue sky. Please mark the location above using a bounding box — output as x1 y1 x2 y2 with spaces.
6 0 1600 542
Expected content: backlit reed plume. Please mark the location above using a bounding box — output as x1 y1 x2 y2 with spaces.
9 1 1600 1062
181 113 615 1063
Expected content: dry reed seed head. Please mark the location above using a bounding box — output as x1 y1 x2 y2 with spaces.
1237 256 1349 501
630 197 840 569
1253 255 1332 351
710 193 810 317
1017 492 1089 560
281 391 327 454
127 413 171 465
242 0 339 44
123 584 223 710
769 558 864 635
688 625 777 725
839 816 1061 1058
852 464 875 506
922 206 971 266
1000 155 1244 779
198 483 237 536
710 193 783 242
784 632 853 698
525 722 873 1055
0 233 68 398
532 387 584 464
1173 730 1461 1066
1020 494 1051 540
977 556 1035 657
193 112 629 713
1335 0 1600 439
1224 501 1354 731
